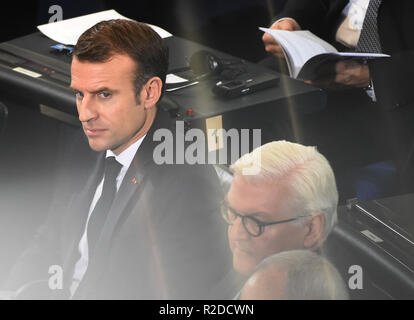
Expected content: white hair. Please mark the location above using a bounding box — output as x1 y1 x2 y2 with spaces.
230 140 338 240
256 250 349 300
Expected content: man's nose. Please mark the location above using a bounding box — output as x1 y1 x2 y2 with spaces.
77 95 98 123
231 216 250 240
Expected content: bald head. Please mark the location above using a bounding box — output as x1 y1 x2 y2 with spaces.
240 264 288 300
240 250 349 300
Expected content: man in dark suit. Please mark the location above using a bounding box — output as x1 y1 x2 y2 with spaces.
263 0 414 110
262 0 414 200
3 19 231 299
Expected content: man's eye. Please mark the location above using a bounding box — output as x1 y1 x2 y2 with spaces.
99 92 111 98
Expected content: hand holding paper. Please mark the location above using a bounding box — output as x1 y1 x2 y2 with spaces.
262 19 301 58
260 27 389 90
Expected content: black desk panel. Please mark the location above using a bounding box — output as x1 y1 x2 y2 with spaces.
324 195 414 300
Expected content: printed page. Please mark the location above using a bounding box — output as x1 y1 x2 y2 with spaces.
260 28 337 78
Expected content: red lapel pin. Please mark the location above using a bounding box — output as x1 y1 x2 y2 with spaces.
132 178 137 184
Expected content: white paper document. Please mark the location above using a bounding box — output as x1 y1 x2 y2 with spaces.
166 74 188 84
165 74 198 92
37 9 172 45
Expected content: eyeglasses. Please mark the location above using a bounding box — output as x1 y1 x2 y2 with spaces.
221 199 311 237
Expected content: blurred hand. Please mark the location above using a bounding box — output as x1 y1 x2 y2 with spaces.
262 19 301 58
305 60 370 89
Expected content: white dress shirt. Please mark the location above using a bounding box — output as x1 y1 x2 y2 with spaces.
70 135 146 297
336 0 370 48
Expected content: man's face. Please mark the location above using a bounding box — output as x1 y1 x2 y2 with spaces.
227 175 309 275
71 54 148 155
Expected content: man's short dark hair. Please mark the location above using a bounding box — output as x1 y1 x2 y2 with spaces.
73 19 169 98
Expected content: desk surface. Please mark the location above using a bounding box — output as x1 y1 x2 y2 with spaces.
0 32 326 121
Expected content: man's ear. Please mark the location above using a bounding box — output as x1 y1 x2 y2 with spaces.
140 76 162 109
303 213 325 250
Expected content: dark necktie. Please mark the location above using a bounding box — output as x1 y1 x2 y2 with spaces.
356 0 383 53
87 156 122 258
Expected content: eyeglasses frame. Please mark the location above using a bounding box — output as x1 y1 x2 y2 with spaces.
221 199 311 237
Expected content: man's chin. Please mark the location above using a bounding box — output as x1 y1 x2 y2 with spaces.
87 140 109 152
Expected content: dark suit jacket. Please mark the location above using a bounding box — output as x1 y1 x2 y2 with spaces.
5 108 232 299
272 0 414 110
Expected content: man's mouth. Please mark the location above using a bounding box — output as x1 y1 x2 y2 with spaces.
84 127 107 137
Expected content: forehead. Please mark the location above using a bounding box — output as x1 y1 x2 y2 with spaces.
70 54 136 89
227 175 292 218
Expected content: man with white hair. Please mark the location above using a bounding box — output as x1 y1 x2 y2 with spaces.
223 140 338 276
240 250 349 300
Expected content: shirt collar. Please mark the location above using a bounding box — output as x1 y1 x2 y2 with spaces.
105 134 147 169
